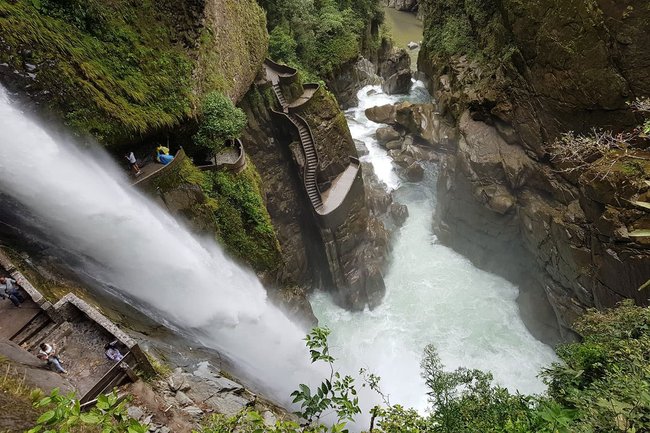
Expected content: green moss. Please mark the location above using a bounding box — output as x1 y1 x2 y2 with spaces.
0 0 193 144
205 160 283 272
193 0 268 101
152 158 282 272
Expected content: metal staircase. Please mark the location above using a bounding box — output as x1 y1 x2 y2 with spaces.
270 79 323 210
286 113 323 209
272 83 288 112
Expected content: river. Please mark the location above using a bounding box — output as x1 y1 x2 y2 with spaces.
382 6 423 68
310 82 558 412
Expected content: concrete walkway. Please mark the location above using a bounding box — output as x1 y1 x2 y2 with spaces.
0 296 40 339
288 86 318 108
319 161 360 214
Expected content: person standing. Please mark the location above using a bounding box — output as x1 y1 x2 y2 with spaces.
37 343 67 374
125 152 141 176
0 276 24 307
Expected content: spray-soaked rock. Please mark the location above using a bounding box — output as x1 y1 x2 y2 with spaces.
390 203 409 226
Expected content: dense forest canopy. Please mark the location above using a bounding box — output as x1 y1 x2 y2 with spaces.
258 0 383 77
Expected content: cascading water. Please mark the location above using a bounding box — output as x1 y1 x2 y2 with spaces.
310 82 559 412
0 87 319 405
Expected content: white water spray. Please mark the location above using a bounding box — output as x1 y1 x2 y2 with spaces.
311 83 559 412
0 88 318 404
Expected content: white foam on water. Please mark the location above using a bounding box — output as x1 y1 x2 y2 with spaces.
312 83 558 413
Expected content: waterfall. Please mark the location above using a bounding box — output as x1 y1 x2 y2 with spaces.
0 88 318 404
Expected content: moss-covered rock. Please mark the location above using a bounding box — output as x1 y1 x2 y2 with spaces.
418 0 650 154
151 158 282 273
294 86 357 185
0 0 267 146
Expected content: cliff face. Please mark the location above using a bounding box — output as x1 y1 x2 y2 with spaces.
241 82 390 312
419 0 650 338
0 0 267 145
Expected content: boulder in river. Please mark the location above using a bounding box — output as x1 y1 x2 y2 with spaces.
385 139 404 151
375 126 401 144
365 104 398 125
405 162 425 182
382 69 413 95
390 203 409 226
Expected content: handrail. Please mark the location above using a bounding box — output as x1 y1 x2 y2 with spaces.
286 113 322 208
131 149 186 188
264 58 298 77
79 351 135 405
265 59 362 226
197 139 246 173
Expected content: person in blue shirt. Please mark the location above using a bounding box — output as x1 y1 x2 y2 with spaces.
0 276 24 307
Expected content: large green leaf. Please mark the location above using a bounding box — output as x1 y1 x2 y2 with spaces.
36 410 56 425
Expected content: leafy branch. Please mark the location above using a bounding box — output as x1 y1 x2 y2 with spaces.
290 327 361 432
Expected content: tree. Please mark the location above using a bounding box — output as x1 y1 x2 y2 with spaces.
194 92 247 152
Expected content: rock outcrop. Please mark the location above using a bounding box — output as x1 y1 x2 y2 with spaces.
419 0 650 339
384 0 419 13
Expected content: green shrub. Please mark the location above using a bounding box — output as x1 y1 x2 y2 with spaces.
269 26 298 64
28 389 147 433
206 162 282 272
194 92 248 152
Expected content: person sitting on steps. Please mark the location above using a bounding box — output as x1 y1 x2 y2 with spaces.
0 276 24 308
37 342 67 374
104 340 124 362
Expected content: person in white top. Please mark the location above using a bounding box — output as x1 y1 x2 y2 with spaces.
0 276 24 307
37 342 67 374
125 151 141 176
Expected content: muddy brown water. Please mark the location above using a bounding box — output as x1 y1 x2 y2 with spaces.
382 7 423 69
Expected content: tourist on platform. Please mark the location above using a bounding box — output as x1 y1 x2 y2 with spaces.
125 152 141 176
0 276 24 307
155 145 174 165
104 341 124 362
37 342 67 374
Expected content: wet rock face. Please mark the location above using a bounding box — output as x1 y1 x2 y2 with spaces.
251 82 391 312
418 0 650 338
382 69 413 95
328 58 382 109
434 111 650 341
378 48 412 95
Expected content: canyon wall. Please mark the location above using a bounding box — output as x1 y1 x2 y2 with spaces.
419 0 650 338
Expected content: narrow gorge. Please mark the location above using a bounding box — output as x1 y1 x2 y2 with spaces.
0 0 649 432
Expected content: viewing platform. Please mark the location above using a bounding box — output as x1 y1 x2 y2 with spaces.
131 148 186 189
197 138 247 173
0 249 153 408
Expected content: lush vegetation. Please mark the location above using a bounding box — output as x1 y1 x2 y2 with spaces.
419 0 510 63
259 0 383 77
28 390 148 433
153 158 282 273
0 0 193 144
205 163 282 273
194 92 248 153
196 303 650 433
24 303 650 433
